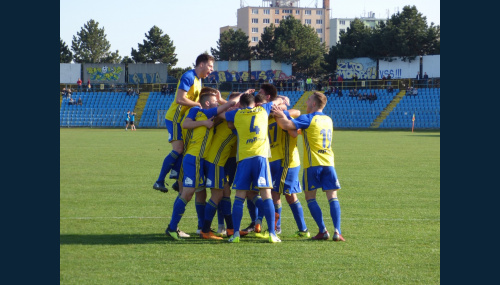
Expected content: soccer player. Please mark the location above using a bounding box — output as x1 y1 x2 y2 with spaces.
255 87 309 238
165 88 236 240
271 91 345 241
224 93 286 243
199 91 255 239
153 53 215 193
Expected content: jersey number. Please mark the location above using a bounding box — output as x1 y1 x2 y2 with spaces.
250 116 260 134
320 129 332 148
268 122 277 142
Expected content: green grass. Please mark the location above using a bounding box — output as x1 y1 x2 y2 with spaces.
60 128 440 284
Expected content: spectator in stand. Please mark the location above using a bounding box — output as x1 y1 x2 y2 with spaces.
407 86 414 96
348 89 354 97
337 74 343 88
68 97 75 105
67 88 72 99
169 85 174 95
62 88 67 98
328 76 332 87
387 74 392 86
423 72 429 88
161 85 167 95
412 87 418 96
127 88 133 96
382 75 387 88
77 97 83 106
77 78 82 92
316 81 322 92
352 74 358 88
135 88 140 96
306 77 312 91
388 86 394 93
415 72 421 87
87 79 92 92
338 89 343 97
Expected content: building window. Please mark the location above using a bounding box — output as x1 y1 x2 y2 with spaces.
316 19 323 24
296 10 300 15
340 20 345 25
252 18 258 23
264 9 270 15
340 28 346 33
252 27 258 33
275 9 279 14
263 18 270 23
320 38 323 43
305 10 311 15
282 9 292 14
316 28 323 34
305 19 311 25
252 9 258 14
252 37 259 42
316 10 323 15
275 19 280 24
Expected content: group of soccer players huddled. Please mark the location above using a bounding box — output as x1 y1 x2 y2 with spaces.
153 53 345 243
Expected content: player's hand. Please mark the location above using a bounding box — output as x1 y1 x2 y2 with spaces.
278 95 290 106
243 89 255 95
204 117 215 128
271 104 285 118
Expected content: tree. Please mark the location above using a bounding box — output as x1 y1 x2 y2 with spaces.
60 37 73 63
211 29 252 61
336 18 375 59
169 66 192 80
272 16 326 75
131 26 178 69
252 25 275 60
321 45 339 76
71 19 121 63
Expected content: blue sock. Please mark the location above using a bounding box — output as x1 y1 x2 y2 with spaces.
307 199 326 233
232 197 245 233
329 198 341 234
262 198 276 235
202 199 218 233
220 197 233 229
169 153 183 179
195 202 206 230
252 196 264 222
217 203 225 227
274 203 282 227
246 198 257 222
158 150 180 182
168 197 187 231
289 200 307 232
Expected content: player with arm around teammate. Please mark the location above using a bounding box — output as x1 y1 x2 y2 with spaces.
272 92 345 241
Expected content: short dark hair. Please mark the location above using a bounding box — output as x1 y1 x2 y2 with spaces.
195 53 215 66
228 92 241 100
199 87 218 105
260 83 277 101
254 93 267 104
239 93 255 108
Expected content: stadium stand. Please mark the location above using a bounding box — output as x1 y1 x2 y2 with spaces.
59 88 440 129
60 92 139 127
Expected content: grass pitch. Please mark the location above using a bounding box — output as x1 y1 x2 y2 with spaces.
60 128 440 284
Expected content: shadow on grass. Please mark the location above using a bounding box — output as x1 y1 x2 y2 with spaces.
60 233 314 245
406 134 440 137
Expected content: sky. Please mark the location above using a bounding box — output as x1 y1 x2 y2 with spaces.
60 0 440 68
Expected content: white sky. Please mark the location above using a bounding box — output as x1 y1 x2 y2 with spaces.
60 0 440 68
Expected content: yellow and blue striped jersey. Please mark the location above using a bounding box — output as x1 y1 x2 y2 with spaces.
165 69 201 123
184 106 218 157
268 116 284 162
281 110 300 169
291 112 334 168
225 102 273 162
204 119 237 166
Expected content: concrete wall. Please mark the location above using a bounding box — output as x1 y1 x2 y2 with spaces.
60 63 82 84
83 63 126 84
128 63 168 84
210 60 293 82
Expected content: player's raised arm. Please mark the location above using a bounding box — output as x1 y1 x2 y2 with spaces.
182 116 214 129
271 104 297 131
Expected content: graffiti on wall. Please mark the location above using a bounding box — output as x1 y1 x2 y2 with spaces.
129 72 162 84
336 60 377 80
87 65 123 81
208 70 291 82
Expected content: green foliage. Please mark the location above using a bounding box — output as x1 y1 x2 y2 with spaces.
252 24 276 59
335 5 440 62
273 16 326 76
169 66 192 80
71 19 121 63
211 29 252 61
60 37 73 63
60 129 440 284
131 26 178 69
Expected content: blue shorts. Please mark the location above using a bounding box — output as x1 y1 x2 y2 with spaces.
232 157 272 191
303 166 341 191
272 165 302 195
203 160 226 189
182 154 205 188
224 157 237 186
165 119 183 142
269 160 282 191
